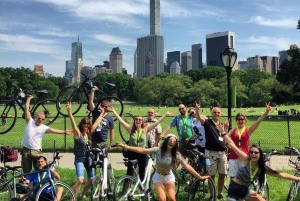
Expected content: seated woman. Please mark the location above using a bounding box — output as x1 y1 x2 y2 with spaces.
219 125 300 201
116 134 210 201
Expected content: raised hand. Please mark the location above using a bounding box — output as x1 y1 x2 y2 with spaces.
265 102 271 113
66 102 71 110
194 100 201 109
166 111 174 116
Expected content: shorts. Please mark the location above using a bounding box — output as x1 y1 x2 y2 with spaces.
74 157 94 179
152 171 175 185
205 149 228 175
227 180 254 201
228 159 243 177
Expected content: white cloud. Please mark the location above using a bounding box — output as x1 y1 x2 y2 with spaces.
32 27 73 37
249 16 296 28
93 34 136 46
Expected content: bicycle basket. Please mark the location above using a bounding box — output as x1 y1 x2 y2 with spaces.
288 154 300 168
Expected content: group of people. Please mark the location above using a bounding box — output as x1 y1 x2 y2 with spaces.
18 90 300 201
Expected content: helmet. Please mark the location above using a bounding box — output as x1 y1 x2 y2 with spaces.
16 183 29 194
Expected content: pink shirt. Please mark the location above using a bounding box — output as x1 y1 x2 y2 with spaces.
229 127 249 159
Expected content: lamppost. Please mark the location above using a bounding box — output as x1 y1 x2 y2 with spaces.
220 46 237 130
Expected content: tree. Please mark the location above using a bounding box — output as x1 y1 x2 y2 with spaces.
297 19 300 29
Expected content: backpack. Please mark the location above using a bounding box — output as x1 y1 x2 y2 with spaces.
0 146 18 162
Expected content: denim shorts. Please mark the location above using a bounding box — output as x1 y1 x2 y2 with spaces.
74 157 94 179
152 171 175 185
227 180 253 201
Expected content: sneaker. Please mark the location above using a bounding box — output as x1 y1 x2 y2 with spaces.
217 194 224 199
80 195 88 200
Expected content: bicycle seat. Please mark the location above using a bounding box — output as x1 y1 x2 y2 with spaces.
124 159 138 167
105 82 116 87
36 90 48 94
5 165 22 171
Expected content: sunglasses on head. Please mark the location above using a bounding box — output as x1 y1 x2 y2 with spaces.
37 117 45 120
250 151 259 155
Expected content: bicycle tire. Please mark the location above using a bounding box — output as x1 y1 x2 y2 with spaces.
93 96 123 122
113 175 141 201
92 175 102 199
180 156 193 181
0 178 12 200
35 181 76 201
118 113 134 142
150 169 179 201
0 101 17 134
287 180 297 201
188 177 216 201
32 99 59 126
56 86 83 117
257 181 269 201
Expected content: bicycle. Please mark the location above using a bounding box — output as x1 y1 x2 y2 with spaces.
0 152 76 201
89 145 117 201
113 153 179 201
285 146 300 201
0 83 59 134
55 73 123 119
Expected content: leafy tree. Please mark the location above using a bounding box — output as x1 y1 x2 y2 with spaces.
198 66 226 81
183 69 202 82
240 68 273 89
48 77 69 91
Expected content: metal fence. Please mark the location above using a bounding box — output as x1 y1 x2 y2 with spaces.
1 115 300 153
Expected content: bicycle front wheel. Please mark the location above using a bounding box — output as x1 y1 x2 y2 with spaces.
35 181 76 201
113 175 141 201
0 101 17 134
94 96 123 122
32 99 59 126
257 181 269 201
56 86 83 117
188 177 216 201
0 179 12 200
119 113 134 142
287 180 297 201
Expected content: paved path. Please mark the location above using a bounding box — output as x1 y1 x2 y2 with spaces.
1 152 294 171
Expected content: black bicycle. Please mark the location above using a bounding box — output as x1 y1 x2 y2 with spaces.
0 83 59 134
56 73 123 120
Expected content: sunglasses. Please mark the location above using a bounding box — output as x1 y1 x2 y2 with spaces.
237 118 245 121
37 117 45 120
190 112 195 115
213 112 220 114
135 119 143 121
101 105 108 108
178 107 185 111
148 112 154 114
83 122 90 125
250 151 259 155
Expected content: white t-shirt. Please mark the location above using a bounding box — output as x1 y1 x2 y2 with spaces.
194 121 206 147
21 118 49 149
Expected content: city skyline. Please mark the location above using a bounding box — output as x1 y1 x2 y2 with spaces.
1 0 300 77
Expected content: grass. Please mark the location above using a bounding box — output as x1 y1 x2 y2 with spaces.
1 104 300 152
56 167 299 201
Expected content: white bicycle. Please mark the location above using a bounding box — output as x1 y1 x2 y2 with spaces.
90 145 117 201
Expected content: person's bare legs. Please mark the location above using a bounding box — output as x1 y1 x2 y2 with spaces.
54 187 64 201
81 178 93 197
218 173 226 195
72 178 84 197
165 181 176 201
154 182 167 201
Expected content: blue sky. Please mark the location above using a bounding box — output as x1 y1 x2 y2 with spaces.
1 0 299 77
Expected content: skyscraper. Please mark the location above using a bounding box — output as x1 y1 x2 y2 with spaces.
135 0 164 77
167 51 180 73
181 51 192 73
279 50 289 66
109 47 123 73
192 44 202 69
64 60 71 78
206 31 237 70
71 37 83 83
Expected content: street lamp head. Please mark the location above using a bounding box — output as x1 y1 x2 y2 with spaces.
220 46 237 69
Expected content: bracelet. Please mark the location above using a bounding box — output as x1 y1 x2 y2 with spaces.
124 144 129 150
221 133 227 137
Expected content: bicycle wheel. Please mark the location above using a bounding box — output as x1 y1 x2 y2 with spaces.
0 179 12 200
113 175 141 201
32 99 59 126
0 101 17 134
107 163 115 194
150 169 179 201
188 177 216 201
287 180 297 201
94 96 123 122
93 175 102 199
56 86 83 117
181 157 193 181
35 181 76 201
257 181 269 201
118 113 134 142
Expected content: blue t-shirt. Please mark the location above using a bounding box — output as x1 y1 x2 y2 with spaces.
27 170 54 194
169 115 195 141
91 108 114 142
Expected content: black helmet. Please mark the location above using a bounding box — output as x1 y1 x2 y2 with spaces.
16 183 29 194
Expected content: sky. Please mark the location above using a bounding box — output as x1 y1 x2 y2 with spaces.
1 0 300 77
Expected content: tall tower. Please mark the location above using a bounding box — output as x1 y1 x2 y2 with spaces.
109 47 123 73
136 0 164 77
150 0 160 35
192 44 202 69
167 51 180 73
71 36 83 83
145 52 154 77
206 31 237 70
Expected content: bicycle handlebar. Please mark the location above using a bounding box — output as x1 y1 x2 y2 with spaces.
285 146 300 155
